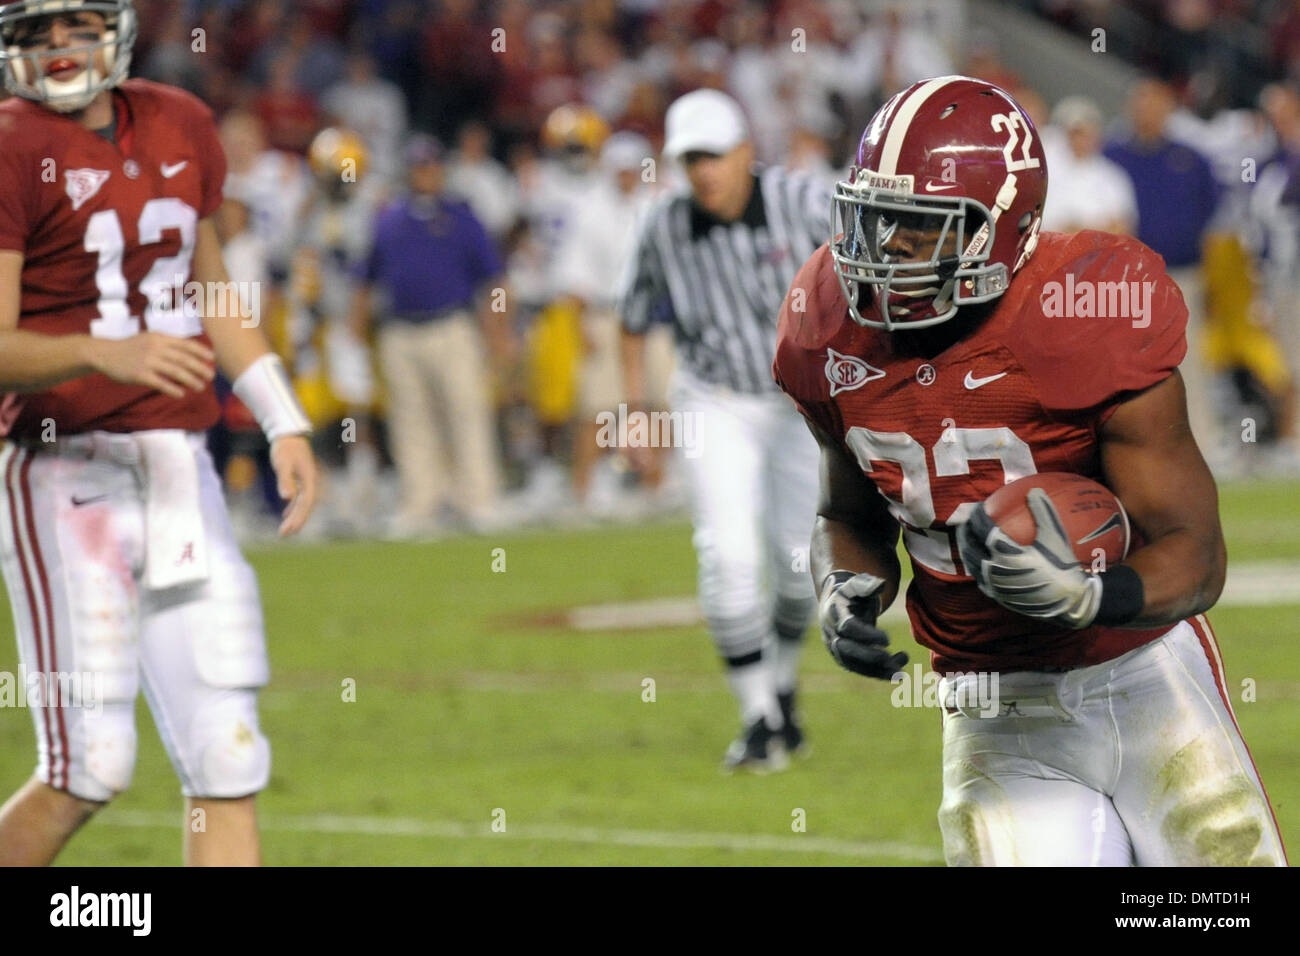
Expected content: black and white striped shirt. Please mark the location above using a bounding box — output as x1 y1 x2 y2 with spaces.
616 165 831 394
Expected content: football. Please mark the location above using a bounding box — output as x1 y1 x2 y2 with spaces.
982 472 1131 568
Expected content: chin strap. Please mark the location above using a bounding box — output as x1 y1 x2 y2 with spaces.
37 71 110 112
1012 216 1043 274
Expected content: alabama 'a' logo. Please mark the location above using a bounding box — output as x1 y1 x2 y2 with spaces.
65 168 111 211
825 348 885 397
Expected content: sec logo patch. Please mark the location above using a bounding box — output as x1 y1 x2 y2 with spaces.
825 348 885 397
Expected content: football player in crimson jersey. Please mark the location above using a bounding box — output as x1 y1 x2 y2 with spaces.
0 0 318 865
774 75 1287 865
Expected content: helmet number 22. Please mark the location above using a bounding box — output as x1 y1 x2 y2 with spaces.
845 425 1037 575
990 112 1041 173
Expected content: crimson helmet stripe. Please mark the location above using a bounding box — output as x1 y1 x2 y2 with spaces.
876 75 961 176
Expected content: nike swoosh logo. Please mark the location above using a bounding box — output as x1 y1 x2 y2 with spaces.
160 161 188 179
71 494 109 507
923 181 957 192
964 371 1008 390
1077 512 1124 544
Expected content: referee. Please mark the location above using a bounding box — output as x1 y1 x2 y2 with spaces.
618 89 830 772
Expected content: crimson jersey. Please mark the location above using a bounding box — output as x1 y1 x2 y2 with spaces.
0 79 225 438
774 231 1189 674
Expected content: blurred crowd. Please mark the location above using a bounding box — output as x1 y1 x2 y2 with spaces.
1033 0 1294 111
86 0 1300 537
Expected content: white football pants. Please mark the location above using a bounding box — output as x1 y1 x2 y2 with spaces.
938 618 1287 866
0 433 270 802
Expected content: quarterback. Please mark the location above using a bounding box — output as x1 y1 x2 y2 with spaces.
0 0 317 865
773 75 1287 865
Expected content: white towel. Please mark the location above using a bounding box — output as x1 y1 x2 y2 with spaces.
136 432 210 590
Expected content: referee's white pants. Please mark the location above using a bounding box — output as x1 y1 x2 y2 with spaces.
670 370 820 660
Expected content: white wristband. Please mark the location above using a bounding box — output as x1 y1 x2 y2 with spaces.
232 354 311 442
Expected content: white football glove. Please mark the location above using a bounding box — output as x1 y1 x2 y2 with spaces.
956 488 1102 629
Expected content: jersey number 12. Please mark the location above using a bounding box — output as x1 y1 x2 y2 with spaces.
85 198 202 339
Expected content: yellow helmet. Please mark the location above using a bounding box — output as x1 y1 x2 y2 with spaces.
308 127 368 185
541 104 609 154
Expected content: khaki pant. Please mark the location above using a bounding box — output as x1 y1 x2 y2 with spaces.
644 322 676 411
580 310 621 418
378 313 501 521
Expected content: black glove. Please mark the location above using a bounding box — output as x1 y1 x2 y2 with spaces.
818 570 909 679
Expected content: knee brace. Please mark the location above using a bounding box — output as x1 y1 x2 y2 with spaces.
185 692 271 799
64 702 137 803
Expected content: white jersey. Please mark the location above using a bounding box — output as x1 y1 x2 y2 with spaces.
220 230 268 295
1040 140 1137 234
224 150 312 274
553 179 654 310
446 155 519 239
295 176 387 319
518 159 601 301
290 177 387 405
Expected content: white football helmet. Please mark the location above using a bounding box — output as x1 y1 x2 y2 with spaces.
0 0 136 113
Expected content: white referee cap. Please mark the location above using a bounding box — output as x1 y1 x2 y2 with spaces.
663 88 749 160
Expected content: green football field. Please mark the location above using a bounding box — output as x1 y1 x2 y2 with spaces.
0 480 1296 866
